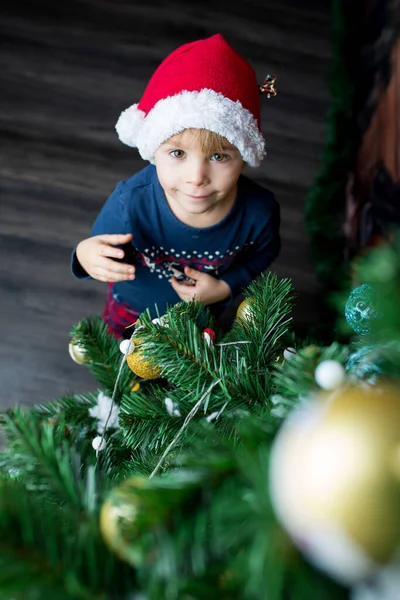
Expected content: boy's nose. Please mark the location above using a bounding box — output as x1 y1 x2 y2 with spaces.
185 160 209 186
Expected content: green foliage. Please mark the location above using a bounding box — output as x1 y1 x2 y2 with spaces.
107 415 348 600
0 270 359 599
271 342 349 416
225 273 294 356
0 413 136 599
70 318 135 398
304 0 358 302
112 273 294 460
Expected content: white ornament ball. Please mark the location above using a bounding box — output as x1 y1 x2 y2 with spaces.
119 339 134 355
283 347 297 361
315 360 345 390
92 436 106 451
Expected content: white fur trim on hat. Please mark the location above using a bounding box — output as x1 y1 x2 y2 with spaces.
115 89 265 167
115 104 145 147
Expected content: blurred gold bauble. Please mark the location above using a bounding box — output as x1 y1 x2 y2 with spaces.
68 339 87 365
100 476 148 567
236 299 256 324
270 385 400 583
126 338 161 379
100 474 197 567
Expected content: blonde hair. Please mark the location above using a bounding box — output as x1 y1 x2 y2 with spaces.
168 128 238 155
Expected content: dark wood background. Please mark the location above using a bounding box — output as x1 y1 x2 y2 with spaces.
0 0 332 408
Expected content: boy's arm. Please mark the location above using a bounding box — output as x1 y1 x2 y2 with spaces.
218 202 281 300
71 182 132 280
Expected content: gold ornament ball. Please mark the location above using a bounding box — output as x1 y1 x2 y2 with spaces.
68 339 87 365
236 299 256 324
101 474 198 567
100 476 148 567
126 338 161 379
270 385 400 583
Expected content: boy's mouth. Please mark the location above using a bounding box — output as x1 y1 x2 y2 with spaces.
185 193 212 201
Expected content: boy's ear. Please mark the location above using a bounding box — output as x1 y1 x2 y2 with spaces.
241 161 247 172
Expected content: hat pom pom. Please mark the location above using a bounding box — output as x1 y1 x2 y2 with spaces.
115 104 145 148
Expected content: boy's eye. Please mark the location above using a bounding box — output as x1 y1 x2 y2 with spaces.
170 150 185 159
210 153 228 162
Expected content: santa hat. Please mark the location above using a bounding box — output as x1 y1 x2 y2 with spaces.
116 34 267 167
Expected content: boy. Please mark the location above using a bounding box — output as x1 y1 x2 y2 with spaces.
72 34 280 338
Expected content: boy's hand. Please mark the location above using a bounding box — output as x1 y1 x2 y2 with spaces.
170 267 230 305
76 233 136 282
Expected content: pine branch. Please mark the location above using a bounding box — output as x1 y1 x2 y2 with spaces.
0 410 102 512
103 415 348 600
70 317 134 398
272 342 349 410
0 478 135 599
119 376 263 461
223 273 294 366
130 275 294 416
134 306 225 393
33 392 98 425
119 387 193 454
98 433 160 481
112 275 295 459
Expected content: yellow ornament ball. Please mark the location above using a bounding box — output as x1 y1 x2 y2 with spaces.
68 339 87 365
270 385 400 584
126 338 161 379
100 474 198 567
100 476 148 567
236 299 256 324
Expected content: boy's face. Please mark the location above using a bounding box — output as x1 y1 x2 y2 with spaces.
153 130 244 221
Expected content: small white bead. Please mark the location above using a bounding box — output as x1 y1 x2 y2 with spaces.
315 360 345 390
119 339 134 355
92 436 106 451
283 347 296 360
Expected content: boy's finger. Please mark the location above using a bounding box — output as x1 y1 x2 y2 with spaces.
101 245 125 259
96 267 135 282
170 278 196 302
102 258 135 275
184 266 201 280
99 233 133 245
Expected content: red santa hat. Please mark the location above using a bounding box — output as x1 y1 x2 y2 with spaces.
116 34 266 167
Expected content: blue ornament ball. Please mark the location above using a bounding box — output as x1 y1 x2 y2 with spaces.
346 346 382 384
344 284 381 335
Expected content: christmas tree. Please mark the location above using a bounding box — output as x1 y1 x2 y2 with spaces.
1 239 400 600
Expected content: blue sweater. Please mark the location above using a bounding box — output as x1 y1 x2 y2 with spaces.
72 165 280 317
